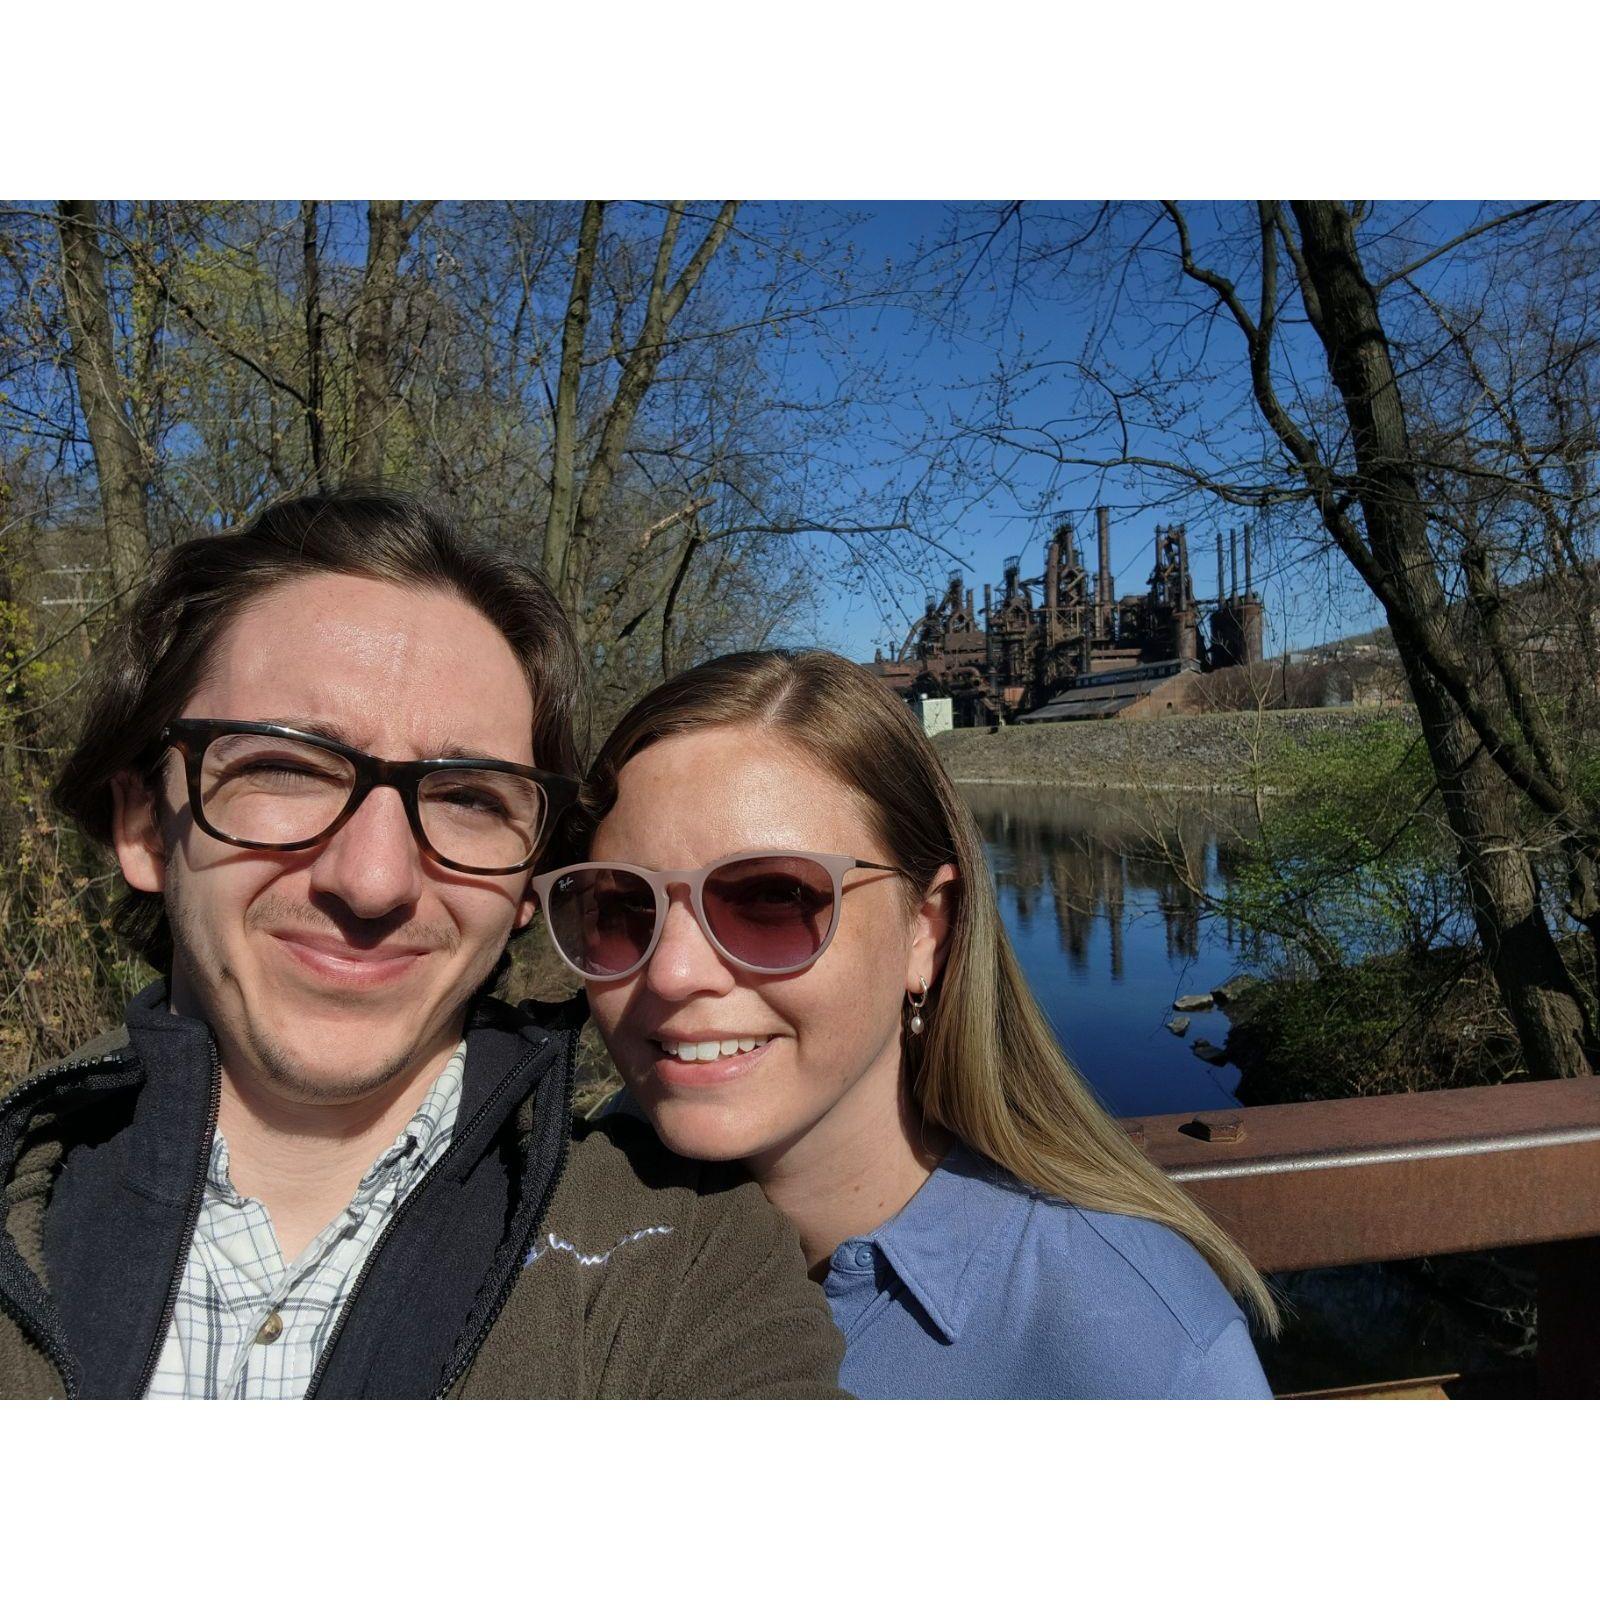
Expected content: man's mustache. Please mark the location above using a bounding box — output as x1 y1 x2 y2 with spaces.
245 894 461 955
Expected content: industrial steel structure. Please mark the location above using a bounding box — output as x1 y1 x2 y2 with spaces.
867 508 1267 724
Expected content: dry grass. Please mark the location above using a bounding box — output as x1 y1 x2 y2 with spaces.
504 920 620 1116
2 543 154 1092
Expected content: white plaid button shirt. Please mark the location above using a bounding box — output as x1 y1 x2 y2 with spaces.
143 1042 466 1400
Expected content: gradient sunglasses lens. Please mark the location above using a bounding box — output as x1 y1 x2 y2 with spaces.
545 866 658 977
701 854 838 972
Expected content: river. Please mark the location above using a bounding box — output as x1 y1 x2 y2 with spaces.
968 782 1256 1117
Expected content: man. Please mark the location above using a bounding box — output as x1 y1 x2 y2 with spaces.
0 490 844 1398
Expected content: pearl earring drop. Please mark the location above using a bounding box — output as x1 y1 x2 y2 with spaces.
906 977 929 1036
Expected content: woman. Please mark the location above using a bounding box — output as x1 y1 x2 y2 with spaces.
534 648 1277 1398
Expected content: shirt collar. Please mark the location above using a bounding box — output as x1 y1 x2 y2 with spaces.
848 1142 1026 1343
204 1041 467 1207
355 1039 467 1197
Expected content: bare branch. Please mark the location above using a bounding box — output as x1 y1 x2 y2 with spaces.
1373 200 1560 292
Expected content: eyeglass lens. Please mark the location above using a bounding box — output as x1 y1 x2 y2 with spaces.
544 855 840 977
196 731 547 871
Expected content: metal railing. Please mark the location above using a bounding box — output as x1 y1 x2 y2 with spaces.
1125 1077 1600 1397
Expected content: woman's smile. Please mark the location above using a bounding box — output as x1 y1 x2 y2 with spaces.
648 1033 777 1088
651 1032 775 1062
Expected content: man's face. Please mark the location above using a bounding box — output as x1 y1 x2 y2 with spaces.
112 574 541 1105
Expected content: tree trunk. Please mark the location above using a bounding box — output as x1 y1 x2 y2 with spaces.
55 201 151 598
301 201 330 492
349 201 433 485
543 201 604 599
1291 200 1595 1077
568 204 738 572
542 201 738 620
659 521 706 679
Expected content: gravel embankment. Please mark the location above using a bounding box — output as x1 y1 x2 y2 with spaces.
932 706 1418 794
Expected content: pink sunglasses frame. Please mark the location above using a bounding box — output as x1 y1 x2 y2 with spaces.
529 849 901 982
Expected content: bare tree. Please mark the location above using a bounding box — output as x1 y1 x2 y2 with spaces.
932 200 1600 1077
5 199 930 718
54 201 151 594
542 201 739 617
1254 201 1593 1078
543 199 604 602
301 201 331 492
349 200 435 485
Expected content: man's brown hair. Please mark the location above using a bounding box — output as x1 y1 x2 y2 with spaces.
53 489 585 970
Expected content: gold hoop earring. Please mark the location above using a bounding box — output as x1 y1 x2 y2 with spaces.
906 976 929 1037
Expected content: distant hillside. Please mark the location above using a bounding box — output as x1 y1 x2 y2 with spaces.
1296 622 1394 659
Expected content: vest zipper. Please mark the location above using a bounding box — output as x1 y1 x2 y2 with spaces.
303 1044 543 1399
0 1051 136 1399
431 1023 579 1397
132 1039 222 1399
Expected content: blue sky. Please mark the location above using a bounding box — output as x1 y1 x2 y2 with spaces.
782 202 1348 663
796 200 1514 664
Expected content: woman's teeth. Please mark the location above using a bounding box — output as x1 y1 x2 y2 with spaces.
658 1036 770 1062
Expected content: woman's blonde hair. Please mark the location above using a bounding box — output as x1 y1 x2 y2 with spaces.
575 647 1278 1331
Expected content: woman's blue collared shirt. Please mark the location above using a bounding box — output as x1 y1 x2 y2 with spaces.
822 1143 1272 1399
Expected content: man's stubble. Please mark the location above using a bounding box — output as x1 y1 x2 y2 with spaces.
164 872 492 1107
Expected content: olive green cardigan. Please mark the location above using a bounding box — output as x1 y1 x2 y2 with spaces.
453 1115 848 1398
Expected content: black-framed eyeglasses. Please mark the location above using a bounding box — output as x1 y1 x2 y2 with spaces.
160 719 579 876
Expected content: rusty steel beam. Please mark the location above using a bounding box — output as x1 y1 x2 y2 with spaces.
1124 1078 1600 1273
1280 1373 1459 1400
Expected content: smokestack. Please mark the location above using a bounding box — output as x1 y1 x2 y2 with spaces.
983 584 993 668
1097 507 1112 634
1216 530 1225 609
1244 525 1253 598
1229 527 1239 600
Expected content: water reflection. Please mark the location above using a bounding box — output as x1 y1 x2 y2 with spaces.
966 784 1258 1118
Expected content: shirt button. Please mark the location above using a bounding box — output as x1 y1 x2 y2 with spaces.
852 1245 874 1269
255 1311 284 1345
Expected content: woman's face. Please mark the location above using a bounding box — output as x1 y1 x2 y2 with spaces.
585 724 936 1169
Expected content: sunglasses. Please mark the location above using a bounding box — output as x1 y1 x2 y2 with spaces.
529 851 902 981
